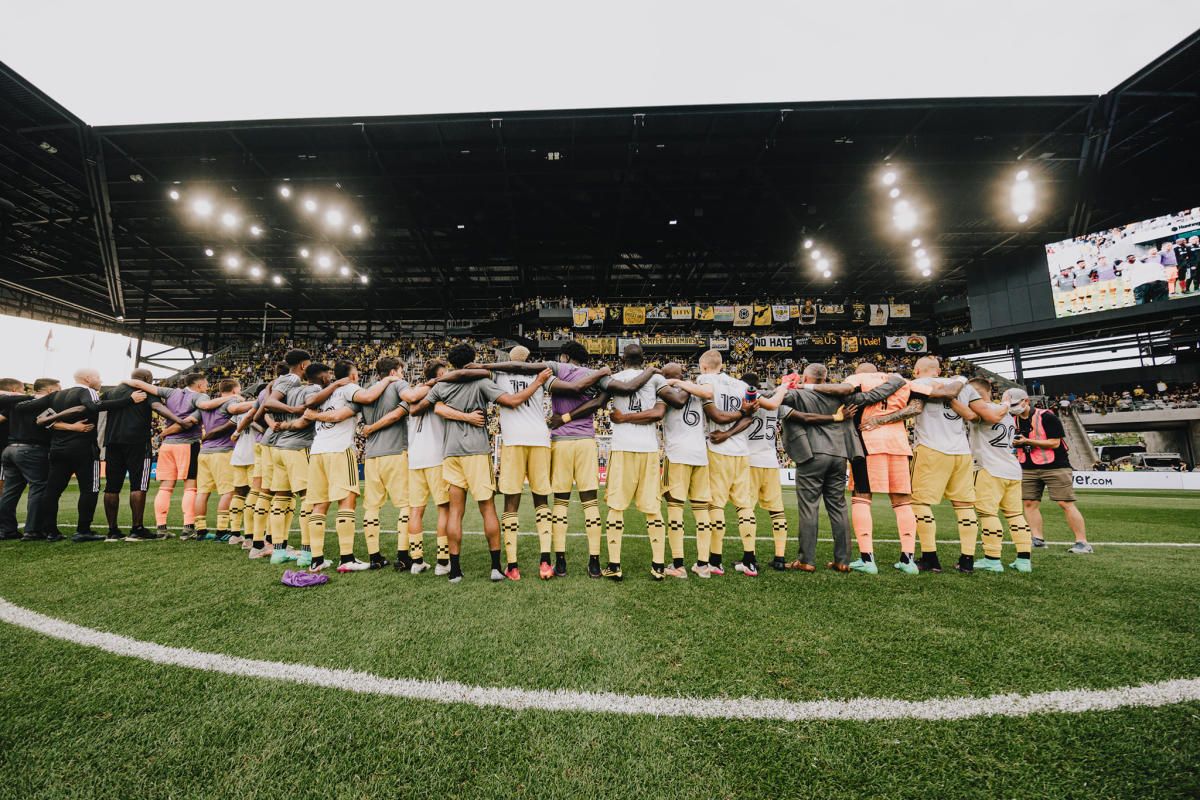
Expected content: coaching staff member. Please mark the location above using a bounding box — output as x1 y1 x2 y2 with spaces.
0 378 60 539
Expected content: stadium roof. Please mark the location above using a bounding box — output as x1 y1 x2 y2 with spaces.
1 29 1198 344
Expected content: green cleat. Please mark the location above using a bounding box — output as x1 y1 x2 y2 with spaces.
893 560 919 575
975 557 1004 573
848 558 878 575
1008 558 1032 573
270 548 297 565
294 551 312 569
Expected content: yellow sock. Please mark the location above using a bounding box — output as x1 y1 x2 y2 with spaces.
409 529 424 561
1007 513 1033 552
195 501 208 533
737 507 756 556
710 505 725 557
282 497 296 547
606 508 623 564
436 534 449 564
955 506 978 556
295 495 308 547
253 491 271 541
552 499 570 553
363 512 381 555
216 510 230 532
692 503 711 563
502 512 520 564
229 495 246 534
397 509 410 554
769 510 787 558
335 510 356 557
979 513 1004 558
583 499 601 556
647 514 665 565
309 515 326 558
534 504 552 555
913 503 936 554
665 500 685 562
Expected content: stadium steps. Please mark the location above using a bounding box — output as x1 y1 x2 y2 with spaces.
1059 405 1101 470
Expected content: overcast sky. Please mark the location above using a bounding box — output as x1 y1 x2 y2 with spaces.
5 1 1199 126
0 315 183 385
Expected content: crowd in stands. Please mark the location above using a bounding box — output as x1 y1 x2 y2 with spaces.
1050 382 1200 414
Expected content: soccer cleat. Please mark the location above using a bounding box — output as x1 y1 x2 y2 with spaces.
410 562 430 575
270 548 297 565
217 531 232 543
434 563 451 576
649 567 665 581
690 564 711 579
1032 537 1046 548
1066 542 1094 554
228 535 243 545
448 574 463 584
294 551 312 569
664 565 688 579
554 557 568 578
770 557 788 572
734 561 759 577
180 524 196 539
248 546 274 560
848 558 878 575
893 559 919 575
156 524 173 539
202 531 217 541
587 559 602 579
308 559 331 573
601 565 623 581
394 554 414 573
505 566 522 582
368 556 389 570
975 557 1004 573
1008 558 1032 573
539 562 555 580
708 563 725 576
241 538 254 550
490 568 506 582
917 554 943 573
337 559 371 573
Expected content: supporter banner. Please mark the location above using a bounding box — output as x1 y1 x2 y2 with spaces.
714 305 735 322
617 336 640 353
671 305 693 320
753 304 773 326
886 336 906 350
623 306 646 326
869 304 890 326
646 304 670 320
755 335 792 352
789 303 801 320
819 303 846 316
1073 471 1200 491
733 305 753 326
694 305 714 321
708 336 729 351
771 304 791 322
904 334 928 353
841 335 860 353
606 305 622 324
641 335 702 347
580 337 616 355
732 337 753 357
807 333 839 348
588 307 607 325
850 303 868 324
859 334 883 349
798 300 818 326
890 302 911 318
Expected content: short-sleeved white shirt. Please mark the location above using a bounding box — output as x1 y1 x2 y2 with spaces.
494 371 551 448
309 383 363 456
911 377 977 455
699 372 750 457
609 370 667 453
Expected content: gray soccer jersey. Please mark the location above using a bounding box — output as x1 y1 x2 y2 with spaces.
360 380 410 459
427 377 505 458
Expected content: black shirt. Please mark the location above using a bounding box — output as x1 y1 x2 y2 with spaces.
104 383 160 445
2 393 56 447
1016 411 1071 469
48 386 132 454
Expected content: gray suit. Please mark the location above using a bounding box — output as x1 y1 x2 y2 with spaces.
781 376 905 565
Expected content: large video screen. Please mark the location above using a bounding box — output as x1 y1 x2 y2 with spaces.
1044 206 1199 318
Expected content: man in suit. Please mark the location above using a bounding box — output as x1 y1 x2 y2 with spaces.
777 364 905 572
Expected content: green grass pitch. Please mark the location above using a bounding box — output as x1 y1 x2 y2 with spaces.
0 484 1196 799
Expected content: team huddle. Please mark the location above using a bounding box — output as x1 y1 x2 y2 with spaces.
1 340 1078 581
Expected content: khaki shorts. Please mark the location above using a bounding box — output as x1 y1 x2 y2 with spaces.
974 469 1023 516
364 452 408 511
499 445 551 496
708 451 753 510
257 444 274 486
749 465 784 512
271 447 310 493
606 450 661 513
196 451 235 496
307 448 360 505
911 445 975 505
1021 467 1076 503
442 453 495 501
409 464 449 508
550 438 598 494
231 463 253 488
662 459 711 504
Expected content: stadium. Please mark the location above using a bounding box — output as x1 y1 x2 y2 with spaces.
1 5 1198 798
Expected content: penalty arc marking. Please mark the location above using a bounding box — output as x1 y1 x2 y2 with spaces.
1 598 1198 722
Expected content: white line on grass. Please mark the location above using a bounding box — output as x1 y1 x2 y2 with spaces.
1 597 1196 722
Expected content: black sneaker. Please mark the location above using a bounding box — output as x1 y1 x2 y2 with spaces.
72 531 105 543
770 557 788 572
587 557 602 579
917 553 943 573
125 527 162 541
554 555 568 578
105 531 124 542
45 532 64 542
20 531 47 542
0 531 21 541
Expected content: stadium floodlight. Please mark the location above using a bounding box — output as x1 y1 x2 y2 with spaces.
1018 214 1029 224
279 185 292 198
810 250 821 260
893 200 917 230
220 211 239 229
882 171 897 186
359 274 369 285
250 224 262 236
324 208 344 228
303 197 318 213
168 189 180 201
917 256 932 270
351 223 363 236
271 274 283 285
248 264 263 278
921 268 932 277
192 198 213 217
1011 170 1035 219
204 248 214 257
916 249 927 258
338 265 351 277
803 239 813 249
224 254 240 269
456 224 466 230
818 258 831 270
669 219 678 225
823 269 832 278
889 187 901 199
1016 169 1030 182
316 254 332 270
911 238 921 248
299 247 310 258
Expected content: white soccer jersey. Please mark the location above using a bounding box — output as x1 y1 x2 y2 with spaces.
970 411 1022 480
911 377 977 455
747 406 780 469
493 371 551 448
230 412 256 466
609 369 667 453
699 372 751 457
407 405 446 469
662 391 708 466
309 383 362 456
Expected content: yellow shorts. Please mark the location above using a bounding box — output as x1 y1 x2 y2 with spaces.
442 453 495 501
270 447 310 493
196 451 235 496
231 463 253 488
409 465 449 508
606 450 660 513
307 448 360 505
252 442 265 480
550 438 598 494
364 452 409 511
499 445 551 496
708 451 753 510
750 466 784 512
257 444 274 486
973 469 1022 517
911 445 975 505
662 459 711 504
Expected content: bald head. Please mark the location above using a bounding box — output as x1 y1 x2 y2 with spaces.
661 362 684 380
131 368 153 382
913 356 941 378
698 349 722 373
508 345 530 362
855 362 879 375
74 368 101 390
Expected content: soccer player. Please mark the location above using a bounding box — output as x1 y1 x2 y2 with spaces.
181 379 254 542
656 362 712 578
236 367 286 552
103 369 193 541
303 361 401 573
0 378 59 541
153 372 209 538
960 380 1034 573
740 374 789 571
602 343 671 581
668 349 758 577
413 343 549 582
357 357 414 570
403 359 452 576
226 391 260 545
